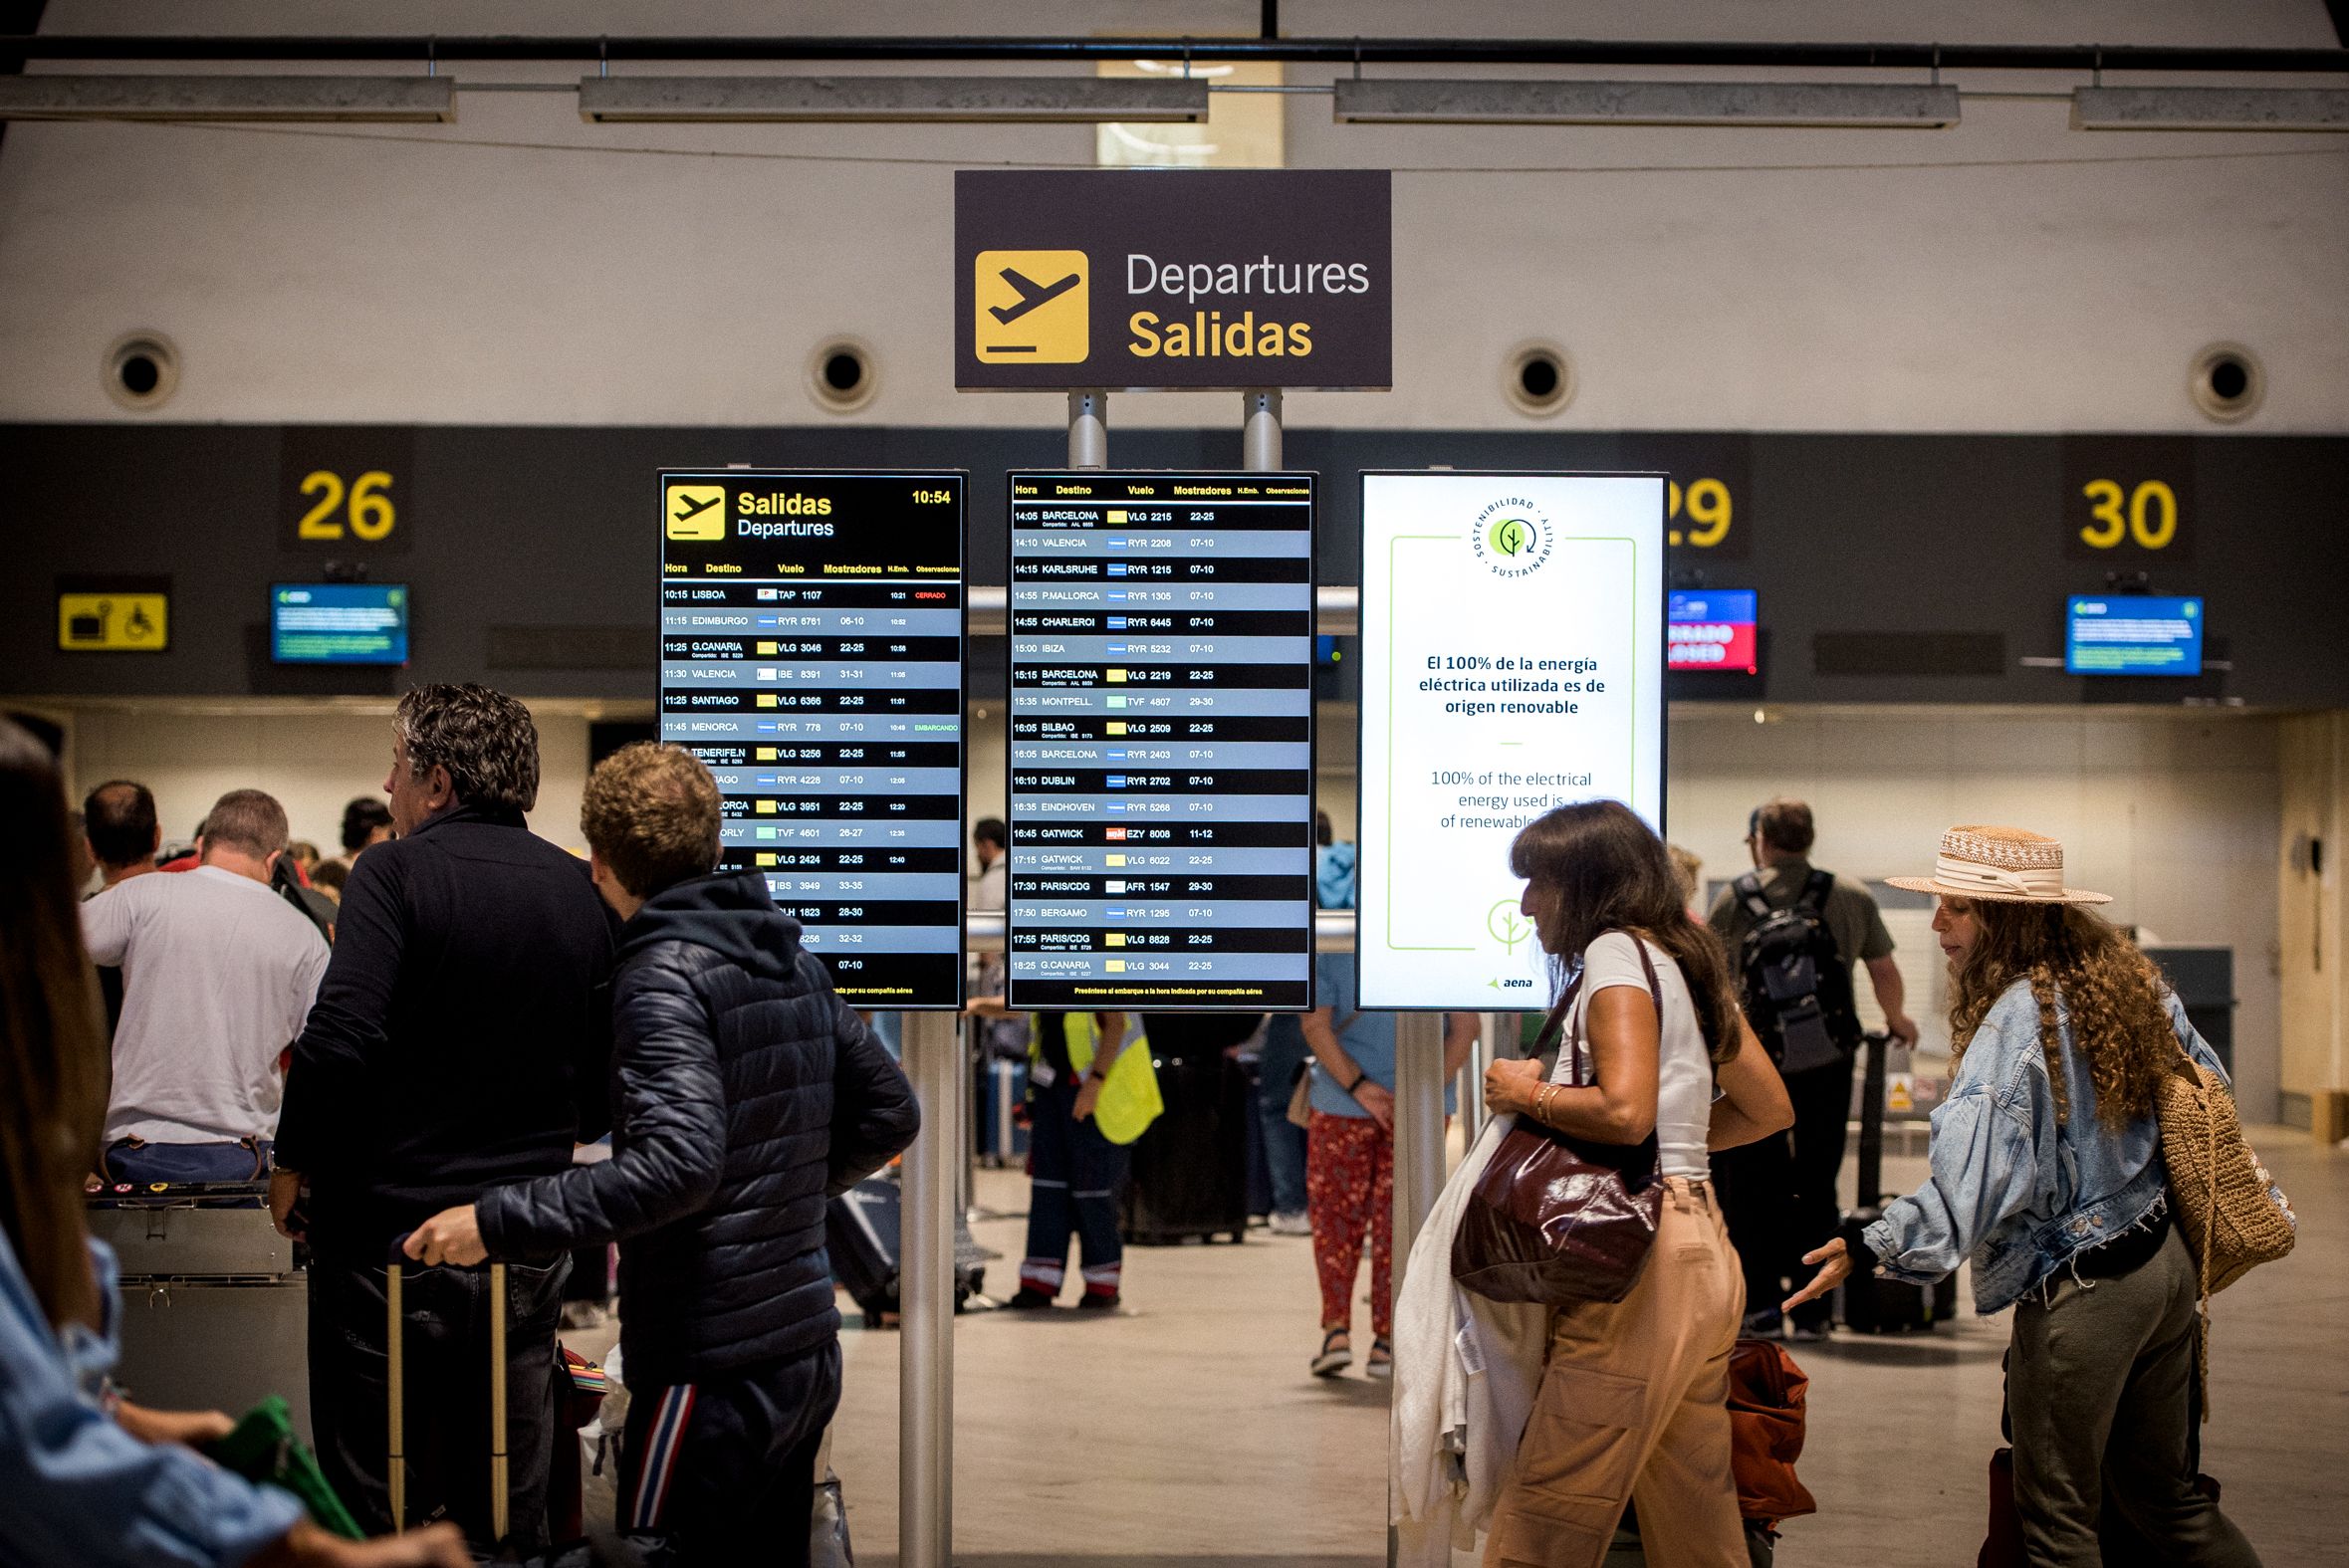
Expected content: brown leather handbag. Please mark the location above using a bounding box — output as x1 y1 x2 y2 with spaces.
1451 937 1667 1306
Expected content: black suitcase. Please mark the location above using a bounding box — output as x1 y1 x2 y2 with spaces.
825 1176 984 1328
1835 1030 1960 1333
1119 1029 1254 1245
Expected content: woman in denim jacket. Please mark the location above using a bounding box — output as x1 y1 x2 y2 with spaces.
1790 825 2261 1568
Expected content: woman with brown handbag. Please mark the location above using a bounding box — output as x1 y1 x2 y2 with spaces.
1787 825 2273 1568
1474 800 1793 1568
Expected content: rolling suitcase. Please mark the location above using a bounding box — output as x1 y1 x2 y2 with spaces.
825 1176 985 1327
385 1249 515 1545
1119 1040 1252 1245
1835 1031 1960 1332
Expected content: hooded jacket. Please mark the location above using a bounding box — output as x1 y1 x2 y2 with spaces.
476 871 919 1387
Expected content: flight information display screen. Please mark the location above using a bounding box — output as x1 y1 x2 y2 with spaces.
658 469 967 1009
1005 470 1317 1011
2065 594 2205 676
1667 588 1758 673
271 582 409 665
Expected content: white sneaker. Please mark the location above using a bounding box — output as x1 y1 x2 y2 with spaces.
1269 1211 1312 1236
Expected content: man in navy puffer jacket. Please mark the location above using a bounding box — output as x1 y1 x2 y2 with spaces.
405 743 918 1562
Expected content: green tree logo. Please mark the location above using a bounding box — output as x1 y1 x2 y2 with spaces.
1487 898 1531 954
1488 517 1534 558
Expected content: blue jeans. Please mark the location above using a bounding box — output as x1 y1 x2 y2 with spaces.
1255 1018 1310 1215
102 1137 272 1188
1020 1076 1129 1298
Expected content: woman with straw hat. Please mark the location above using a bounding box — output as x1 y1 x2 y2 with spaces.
1787 825 2261 1567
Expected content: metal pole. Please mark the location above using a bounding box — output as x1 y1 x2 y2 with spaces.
1241 388 1283 471
899 1008 959 1568
1389 1010 1448 1296
1067 389 1107 469
1461 1010 1501 1150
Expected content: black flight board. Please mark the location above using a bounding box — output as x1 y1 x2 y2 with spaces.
658 469 966 1009
1006 470 1316 1011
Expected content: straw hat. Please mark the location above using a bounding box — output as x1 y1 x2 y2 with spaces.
1887 825 2112 905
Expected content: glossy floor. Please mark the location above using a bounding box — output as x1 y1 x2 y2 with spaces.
583 1127 2347 1565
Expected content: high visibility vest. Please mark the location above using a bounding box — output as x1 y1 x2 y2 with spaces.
1032 1011 1163 1146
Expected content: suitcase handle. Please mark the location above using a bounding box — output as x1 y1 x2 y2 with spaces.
383 1234 509 1543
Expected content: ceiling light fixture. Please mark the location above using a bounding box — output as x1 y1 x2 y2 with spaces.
578 74 1209 123
2070 86 2349 131
0 74 455 121
1332 78 1960 127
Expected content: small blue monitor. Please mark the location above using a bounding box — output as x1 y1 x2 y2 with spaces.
2065 595 2202 677
272 583 409 666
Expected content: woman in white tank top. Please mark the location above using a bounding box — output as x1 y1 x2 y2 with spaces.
1477 800 1794 1568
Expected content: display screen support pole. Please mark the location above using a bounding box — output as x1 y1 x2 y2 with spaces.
1242 388 1283 472
1067 389 1108 470
899 1007 959 1568
1390 1008 1448 1303
1388 1007 1447 1568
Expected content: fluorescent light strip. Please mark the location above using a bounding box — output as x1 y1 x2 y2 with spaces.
2071 86 2349 131
1333 78 1960 127
0 75 455 122
579 75 1209 123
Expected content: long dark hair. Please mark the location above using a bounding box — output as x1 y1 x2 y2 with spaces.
1948 897 2177 1126
0 720 110 1329
1510 799 1745 1065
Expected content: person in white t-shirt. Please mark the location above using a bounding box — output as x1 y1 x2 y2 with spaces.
82 787 330 1186
1475 799 1794 1568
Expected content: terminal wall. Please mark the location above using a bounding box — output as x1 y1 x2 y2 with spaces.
0 3 2344 433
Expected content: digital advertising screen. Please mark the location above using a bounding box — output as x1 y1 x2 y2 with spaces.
1667 588 1759 674
1004 470 1317 1011
270 583 408 665
657 469 967 1009
2065 594 2205 677
1357 471 1666 1010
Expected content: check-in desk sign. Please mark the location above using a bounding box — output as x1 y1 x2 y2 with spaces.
58 575 170 652
956 169 1392 391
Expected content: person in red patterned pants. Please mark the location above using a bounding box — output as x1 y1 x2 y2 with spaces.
1298 952 1476 1379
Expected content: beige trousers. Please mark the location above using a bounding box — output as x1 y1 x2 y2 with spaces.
1484 1177 1748 1568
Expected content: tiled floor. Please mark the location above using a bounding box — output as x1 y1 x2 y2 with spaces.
585 1126 2348 1565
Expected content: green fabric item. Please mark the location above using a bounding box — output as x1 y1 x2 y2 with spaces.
205 1396 364 1541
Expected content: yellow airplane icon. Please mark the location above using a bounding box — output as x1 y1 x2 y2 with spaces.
975 250 1088 363
665 484 727 541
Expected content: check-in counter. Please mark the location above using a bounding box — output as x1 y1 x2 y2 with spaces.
86 1187 310 1442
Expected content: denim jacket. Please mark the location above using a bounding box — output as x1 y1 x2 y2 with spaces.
0 1231 301 1565
1861 979 2225 1315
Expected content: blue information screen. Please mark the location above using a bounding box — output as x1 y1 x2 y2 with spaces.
1667 588 1759 673
271 583 409 665
2065 595 2205 676
1005 470 1317 1012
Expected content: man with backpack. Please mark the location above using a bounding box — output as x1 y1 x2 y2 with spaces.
1707 797 1916 1341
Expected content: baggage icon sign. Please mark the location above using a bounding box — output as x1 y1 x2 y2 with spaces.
57 590 168 652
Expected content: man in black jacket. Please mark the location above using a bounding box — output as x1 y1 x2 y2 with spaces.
271 685 616 1553
406 742 920 1564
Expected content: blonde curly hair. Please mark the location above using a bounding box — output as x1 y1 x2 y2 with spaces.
1946 898 2176 1126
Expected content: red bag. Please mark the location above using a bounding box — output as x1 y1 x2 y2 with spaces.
1728 1338 1816 1525
1451 939 1667 1307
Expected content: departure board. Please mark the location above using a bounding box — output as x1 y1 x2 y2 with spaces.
658 469 967 1009
1005 470 1316 1011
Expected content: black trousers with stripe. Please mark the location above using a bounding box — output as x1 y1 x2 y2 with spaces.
619 1339 842 1564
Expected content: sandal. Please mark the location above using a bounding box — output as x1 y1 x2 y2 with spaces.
1310 1327 1352 1378
1366 1336 1393 1379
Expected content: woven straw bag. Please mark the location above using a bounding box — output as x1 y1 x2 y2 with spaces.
2156 1047 2296 1296
2155 1040 2296 1419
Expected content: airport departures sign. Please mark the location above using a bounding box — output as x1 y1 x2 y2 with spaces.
955 169 1392 391
1356 473 1667 1010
